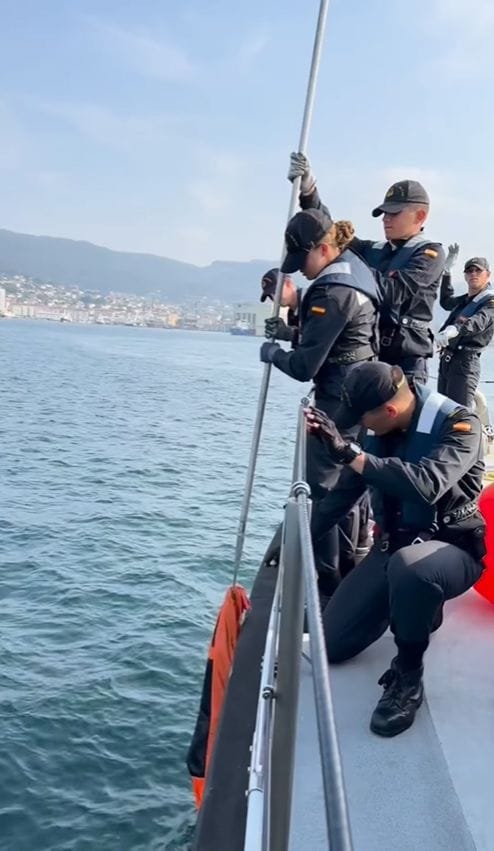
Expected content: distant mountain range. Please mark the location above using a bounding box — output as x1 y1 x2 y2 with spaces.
0 227 452 327
0 228 275 302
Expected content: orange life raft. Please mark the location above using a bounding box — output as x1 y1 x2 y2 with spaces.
187 585 251 808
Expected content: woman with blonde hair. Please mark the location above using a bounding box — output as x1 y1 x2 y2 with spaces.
260 207 379 596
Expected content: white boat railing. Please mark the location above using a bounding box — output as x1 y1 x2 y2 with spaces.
244 398 354 851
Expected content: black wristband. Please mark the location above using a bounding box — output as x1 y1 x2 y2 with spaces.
340 441 362 464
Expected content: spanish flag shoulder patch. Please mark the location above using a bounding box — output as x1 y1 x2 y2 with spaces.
424 248 438 258
452 421 472 433
311 306 326 315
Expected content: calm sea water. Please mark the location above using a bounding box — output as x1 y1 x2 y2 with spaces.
2 321 494 851
0 321 308 851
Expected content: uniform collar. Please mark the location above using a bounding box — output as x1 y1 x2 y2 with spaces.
388 238 409 251
312 250 350 281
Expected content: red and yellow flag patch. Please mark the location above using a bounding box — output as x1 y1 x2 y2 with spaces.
424 248 438 258
311 306 326 315
452 422 472 433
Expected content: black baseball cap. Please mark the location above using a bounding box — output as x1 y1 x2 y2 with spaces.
372 180 430 217
333 362 406 429
281 208 333 273
464 257 490 272
260 268 279 302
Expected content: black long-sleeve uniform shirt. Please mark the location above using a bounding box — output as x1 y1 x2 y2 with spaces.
300 188 445 359
272 273 376 397
312 403 484 544
439 273 494 349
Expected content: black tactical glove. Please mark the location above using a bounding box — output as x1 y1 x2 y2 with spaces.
260 341 281 363
304 407 362 464
265 316 295 342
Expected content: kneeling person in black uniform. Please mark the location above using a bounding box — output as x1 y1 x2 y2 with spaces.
438 253 494 408
306 361 485 737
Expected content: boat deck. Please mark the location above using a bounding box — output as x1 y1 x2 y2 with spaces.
290 590 494 851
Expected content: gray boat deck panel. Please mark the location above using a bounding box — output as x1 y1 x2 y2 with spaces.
289 590 494 851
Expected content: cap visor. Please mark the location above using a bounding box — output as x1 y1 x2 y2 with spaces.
371 201 408 218
260 293 270 302
281 251 306 274
332 403 360 431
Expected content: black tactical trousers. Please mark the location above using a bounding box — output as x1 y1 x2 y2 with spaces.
322 540 484 663
379 349 429 385
307 390 369 594
307 383 363 500
380 350 429 384
395 355 428 385
438 351 480 408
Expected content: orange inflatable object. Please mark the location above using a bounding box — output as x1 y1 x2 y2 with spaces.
475 483 494 603
186 584 251 807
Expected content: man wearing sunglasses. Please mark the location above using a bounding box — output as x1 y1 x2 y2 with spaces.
287 153 445 385
437 253 494 407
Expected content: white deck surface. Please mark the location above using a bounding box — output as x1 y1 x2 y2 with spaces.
289 590 494 851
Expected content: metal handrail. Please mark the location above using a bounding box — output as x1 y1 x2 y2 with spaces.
269 496 305 851
243 579 281 849
291 394 311 485
244 399 353 850
295 488 354 851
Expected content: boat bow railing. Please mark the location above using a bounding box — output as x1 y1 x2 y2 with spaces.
244 397 354 851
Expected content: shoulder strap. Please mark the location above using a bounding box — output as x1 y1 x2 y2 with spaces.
385 236 432 273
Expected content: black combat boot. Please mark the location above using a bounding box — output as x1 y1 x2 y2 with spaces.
370 657 424 737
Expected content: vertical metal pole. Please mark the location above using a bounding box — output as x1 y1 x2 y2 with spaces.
232 0 331 584
291 396 311 485
268 498 305 851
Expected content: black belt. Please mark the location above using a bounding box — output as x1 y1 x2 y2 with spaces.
441 501 479 525
400 317 429 329
377 502 480 551
381 318 428 347
442 344 480 355
377 527 436 552
326 344 375 365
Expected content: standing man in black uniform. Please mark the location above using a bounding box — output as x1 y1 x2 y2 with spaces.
305 361 485 736
288 153 445 384
438 253 494 407
260 208 379 595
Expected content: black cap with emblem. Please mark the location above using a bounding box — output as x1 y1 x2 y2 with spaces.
333 361 406 429
372 180 430 218
260 268 279 302
464 257 490 273
281 209 334 274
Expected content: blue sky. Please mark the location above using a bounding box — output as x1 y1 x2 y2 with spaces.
1 0 493 270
